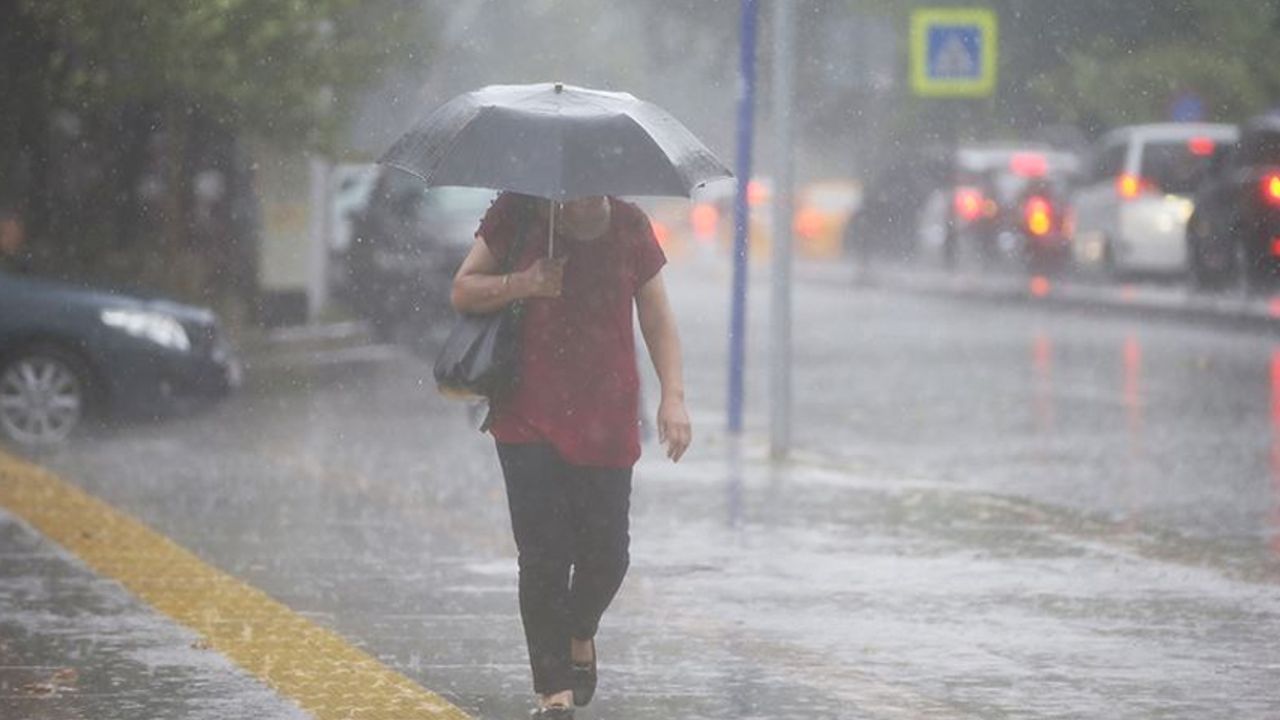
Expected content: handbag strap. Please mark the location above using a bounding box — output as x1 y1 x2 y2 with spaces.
479 196 536 433
503 196 537 322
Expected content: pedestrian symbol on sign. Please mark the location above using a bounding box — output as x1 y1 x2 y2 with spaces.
929 27 981 79
910 8 998 98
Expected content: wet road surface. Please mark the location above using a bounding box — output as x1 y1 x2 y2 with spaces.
4 257 1280 719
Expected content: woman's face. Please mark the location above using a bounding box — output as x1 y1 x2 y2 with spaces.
558 196 611 240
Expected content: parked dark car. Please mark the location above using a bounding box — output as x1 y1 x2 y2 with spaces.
343 169 497 340
1186 115 1280 290
0 271 240 446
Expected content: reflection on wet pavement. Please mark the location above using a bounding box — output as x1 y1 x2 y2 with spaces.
1271 349 1280 560
1030 333 1053 432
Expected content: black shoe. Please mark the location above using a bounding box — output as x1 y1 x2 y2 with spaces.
531 706 574 719
571 637 597 707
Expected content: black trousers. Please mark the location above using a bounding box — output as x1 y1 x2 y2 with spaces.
496 442 633 695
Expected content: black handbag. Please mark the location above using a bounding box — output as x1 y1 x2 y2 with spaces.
433 200 533 404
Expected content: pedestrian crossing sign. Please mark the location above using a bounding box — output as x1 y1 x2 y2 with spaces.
910 8 998 98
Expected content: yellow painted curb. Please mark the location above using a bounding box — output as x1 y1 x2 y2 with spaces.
0 449 471 720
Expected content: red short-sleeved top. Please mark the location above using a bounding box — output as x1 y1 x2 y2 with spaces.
478 193 667 468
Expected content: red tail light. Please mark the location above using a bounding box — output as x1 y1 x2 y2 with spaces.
794 207 824 240
1264 173 1280 206
1187 136 1216 157
953 186 985 223
690 202 719 238
1024 195 1053 237
1116 173 1155 200
1010 152 1048 178
1029 275 1051 297
650 220 671 247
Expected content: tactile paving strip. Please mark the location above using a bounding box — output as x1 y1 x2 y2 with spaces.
0 449 471 720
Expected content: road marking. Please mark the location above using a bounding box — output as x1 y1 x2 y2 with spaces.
0 449 471 720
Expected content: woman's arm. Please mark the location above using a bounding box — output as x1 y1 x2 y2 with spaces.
451 236 564 315
636 270 691 462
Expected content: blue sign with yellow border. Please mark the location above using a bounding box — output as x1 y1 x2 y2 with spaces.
910 8 998 98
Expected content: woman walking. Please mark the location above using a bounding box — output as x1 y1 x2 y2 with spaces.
451 192 691 719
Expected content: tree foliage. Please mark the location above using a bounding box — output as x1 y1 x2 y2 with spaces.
1026 0 1280 131
0 0 427 308
13 0 424 148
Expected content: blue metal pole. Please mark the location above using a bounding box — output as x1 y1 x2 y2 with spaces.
728 0 757 436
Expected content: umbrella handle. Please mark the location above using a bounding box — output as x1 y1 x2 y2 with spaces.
547 198 556 258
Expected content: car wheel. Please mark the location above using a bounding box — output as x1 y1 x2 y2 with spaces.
1191 244 1233 291
1240 239 1275 294
1100 237 1122 281
1188 215 1240 291
0 345 90 447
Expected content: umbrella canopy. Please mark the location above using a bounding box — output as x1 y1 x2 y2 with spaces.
379 82 732 201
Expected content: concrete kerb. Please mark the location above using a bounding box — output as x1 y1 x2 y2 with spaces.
243 319 376 355
237 319 412 374
801 262 1280 334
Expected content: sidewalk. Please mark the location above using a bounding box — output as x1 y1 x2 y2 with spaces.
0 507 309 720
6 427 1280 719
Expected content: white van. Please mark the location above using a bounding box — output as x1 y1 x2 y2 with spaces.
1071 123 1238 275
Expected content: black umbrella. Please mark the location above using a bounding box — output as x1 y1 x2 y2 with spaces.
379 82 732 203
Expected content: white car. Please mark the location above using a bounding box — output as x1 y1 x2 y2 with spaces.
1070 123 1239 275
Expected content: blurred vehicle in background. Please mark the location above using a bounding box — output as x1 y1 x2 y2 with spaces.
326 163 379 300
793 180 862 260
681 177 859 263
953 144 1079 272
344 169 496 340
914 187 951 258
1070 123 1238 277
580 177 858 271
1185 115 1280 290
848 146 951 261
913 143 1079 273
1017 174 1074 274
0 271 239 447
631 196 691 261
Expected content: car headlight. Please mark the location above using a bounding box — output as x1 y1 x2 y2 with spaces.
100 309 191 351
1176 197 1195 223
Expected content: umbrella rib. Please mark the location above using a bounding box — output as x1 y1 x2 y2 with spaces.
643 103 732 187
572 92 634 115
573 91 731 193
380 99 489 188
419 104 490 183
619 114 702 194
